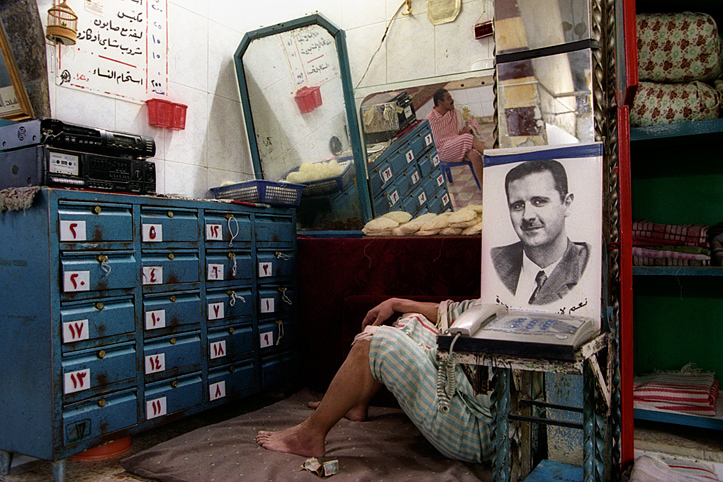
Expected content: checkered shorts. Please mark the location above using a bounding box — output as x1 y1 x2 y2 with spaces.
368 313 493 463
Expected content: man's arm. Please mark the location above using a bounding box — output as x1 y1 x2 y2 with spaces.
361 297 439 329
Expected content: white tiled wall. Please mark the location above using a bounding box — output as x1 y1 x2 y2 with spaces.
36 0 494 198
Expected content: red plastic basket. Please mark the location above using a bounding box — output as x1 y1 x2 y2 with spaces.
146 99 187 130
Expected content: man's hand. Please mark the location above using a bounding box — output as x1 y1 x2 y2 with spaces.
361 298 397 329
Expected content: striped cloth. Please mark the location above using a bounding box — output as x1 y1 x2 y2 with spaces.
631 454 722 482
633 368 719 417
632 220 709 248
632 246 711 267
368 299 493 463
426 108 477 163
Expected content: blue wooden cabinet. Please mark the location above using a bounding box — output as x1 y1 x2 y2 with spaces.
367 120 452 217
0 188 299 481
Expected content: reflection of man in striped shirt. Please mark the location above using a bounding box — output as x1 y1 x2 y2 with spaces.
425 88 488 185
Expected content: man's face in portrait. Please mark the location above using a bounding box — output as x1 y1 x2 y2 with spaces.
506 170 573 250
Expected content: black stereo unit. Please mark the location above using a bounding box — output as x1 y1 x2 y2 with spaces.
0 118 156 159
0 145 156 194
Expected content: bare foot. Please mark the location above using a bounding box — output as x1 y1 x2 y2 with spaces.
255 423 325 457
307 400 368 422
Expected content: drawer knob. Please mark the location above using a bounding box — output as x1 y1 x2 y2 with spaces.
167 253 175 260
97 254 108 263
228 327 235 334
95 302 104 310
93 206 102 214
229 365 235 373
227 252 235 259
169 295 176 302
167 211 174 218
224 213 234 220
97 350 106 358
171 380 179 388
98 399 106 407
170 337 176 345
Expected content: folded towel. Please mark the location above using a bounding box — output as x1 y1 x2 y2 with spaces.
632 246 711 267
634 366 719 417
631 454 722 482
632 220 709 248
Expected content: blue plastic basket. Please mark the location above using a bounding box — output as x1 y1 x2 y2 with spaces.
210 180 303 207
284 158 355 198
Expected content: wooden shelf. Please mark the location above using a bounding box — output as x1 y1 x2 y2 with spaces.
635 399 723 431
633 266 723 277
631 118 723 145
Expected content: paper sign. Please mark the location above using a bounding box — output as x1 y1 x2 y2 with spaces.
63 319 89 343
206 224 223 241
146 397 167 420
145 309 166 330
145 353 165 374
209 381 226 401
64 369 91 394
210 340 226 359
64 271 90 292
208 302 224 320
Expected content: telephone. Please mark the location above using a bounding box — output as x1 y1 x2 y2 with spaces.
448 303 507 336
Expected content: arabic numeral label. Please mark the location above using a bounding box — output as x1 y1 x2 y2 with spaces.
442 193 450 205
60 220 87 242
388 190 400 206
417 192 427 205
64 369 91 394
425 134 433 146
411 171 420 184
145 353 166 374
210 381 226 401
437 174 445 186
432 154 440 166
405 150 414 162
146 397 167 420
381 167 393 184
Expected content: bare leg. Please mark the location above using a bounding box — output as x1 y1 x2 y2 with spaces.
307 378 381 422
256 339 380 456
465 147 484 188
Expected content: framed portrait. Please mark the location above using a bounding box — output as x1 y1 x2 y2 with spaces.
0 22 33 121
480 142 603 322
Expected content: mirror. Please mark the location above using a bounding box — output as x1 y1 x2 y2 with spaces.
0 22 33 121
234 14 370 231
359 73 495 215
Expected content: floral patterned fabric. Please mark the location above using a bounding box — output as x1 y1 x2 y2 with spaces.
631 81 720 127
637 12 723 83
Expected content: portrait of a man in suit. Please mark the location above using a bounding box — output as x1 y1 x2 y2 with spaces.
490 159 589 306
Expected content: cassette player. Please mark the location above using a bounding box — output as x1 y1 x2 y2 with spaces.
0 145 156 194
0 118 156 159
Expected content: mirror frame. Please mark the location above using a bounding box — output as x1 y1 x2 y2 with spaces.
234 13 373 222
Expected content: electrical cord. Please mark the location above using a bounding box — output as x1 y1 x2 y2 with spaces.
437 332 461 413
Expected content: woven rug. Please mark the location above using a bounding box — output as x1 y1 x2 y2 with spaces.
121 389 493 482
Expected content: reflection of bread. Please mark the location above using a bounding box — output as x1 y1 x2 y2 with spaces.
382 211 413 224
462 221 483 235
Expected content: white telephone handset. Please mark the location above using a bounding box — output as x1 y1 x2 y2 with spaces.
448 303 506 336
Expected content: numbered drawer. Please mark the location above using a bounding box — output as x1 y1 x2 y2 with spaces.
208 359 258 403
433 168 446 190
368 157 394 195
389 142 415 175
63 389 137 448
410 122 433 155
256 250 295 282
203 211 252 248
140 207 199 245
258 317 298 353
261 351 300 388
422 175 440 201
396 165 422 198
417 148 440 178
208 323 254 365
141 251 200 287
61 297 135 350
255 215 295 248
373 184 402 217
58 201 133 246
142 292 202 335
402 186 426 216
426 195 444 214
62 342 137 398
144 373 203 422
258 286 296 318
206 287 253 326
205 251 252 283
61 251 137 294
143 333 203 379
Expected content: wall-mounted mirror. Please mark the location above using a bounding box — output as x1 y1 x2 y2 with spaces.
358 72 495 215
234 14 370 231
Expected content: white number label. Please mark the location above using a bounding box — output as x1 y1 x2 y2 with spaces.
145 353 166 374
260 331 274 348
210 340 227 359
64 369 91 394
210 381 226 401
63 271 90 292
260 298 275 313
405 149 414 162
205 224 223 241
207 263 224 281
63 319 89 343
258 262 273 278
142 224 163 242
142 266 163 285
146 397 167 420
145 310 166 330
60 220 86 242
208 302 225 320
